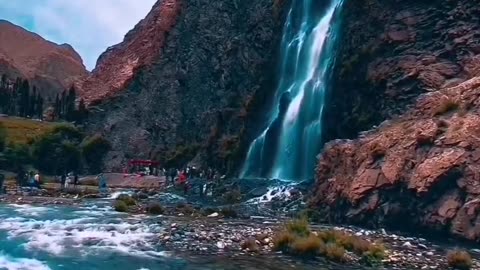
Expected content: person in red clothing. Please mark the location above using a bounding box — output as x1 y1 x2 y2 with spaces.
178 171 188 194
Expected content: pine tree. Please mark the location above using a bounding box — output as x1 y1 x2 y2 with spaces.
29 86 37 118
77 98 88 123
10 78 22 116
61 90 67 118
0 76 6 114
37 95 44 119
66 86 76 121
18 79 30 117
1 74 6 88
54 94 61 119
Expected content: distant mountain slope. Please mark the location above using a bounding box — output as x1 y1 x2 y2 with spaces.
0 20 88 97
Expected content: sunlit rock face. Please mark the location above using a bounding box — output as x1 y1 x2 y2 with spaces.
79 0 181 105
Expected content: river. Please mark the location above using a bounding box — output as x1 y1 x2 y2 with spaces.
0 198 373 270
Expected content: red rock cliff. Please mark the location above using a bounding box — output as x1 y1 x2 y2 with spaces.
312 0 480 241
312 77 480 241
0 20 88 96
80 0 181 105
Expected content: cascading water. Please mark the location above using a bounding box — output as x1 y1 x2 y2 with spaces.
241 0 344 181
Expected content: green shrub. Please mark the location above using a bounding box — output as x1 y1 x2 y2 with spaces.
146 202 164 215
31 125 83 174
116 194 136 206
114 201 128 212
447 250 472 270
1 144 31 169
0 123 5 152
81 134 111 174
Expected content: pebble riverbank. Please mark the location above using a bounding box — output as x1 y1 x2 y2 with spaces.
153 215 480 269
0 187 479 269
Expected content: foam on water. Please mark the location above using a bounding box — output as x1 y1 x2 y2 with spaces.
109 191 134 199
247 185 297 204
9 204 50 217
0 253 50 270
0 204 166 259
73 204 115 216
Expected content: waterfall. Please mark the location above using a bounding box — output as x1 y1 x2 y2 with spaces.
240 0 344 181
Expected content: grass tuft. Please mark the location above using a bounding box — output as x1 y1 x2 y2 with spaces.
290 234 325 256
273 230 295 251
285 218 310 237
447 250 472 270
271 219 387 265
433 98 459 116
325 243 346 262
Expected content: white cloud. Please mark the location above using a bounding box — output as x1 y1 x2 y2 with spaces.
0 0 157 70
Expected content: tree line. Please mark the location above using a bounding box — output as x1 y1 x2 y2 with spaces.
0 124 111 176
0 74 88 122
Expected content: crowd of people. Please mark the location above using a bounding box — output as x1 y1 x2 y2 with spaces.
14 169 42 189
57 172 79 189
166 166 222 196
3 163 222 197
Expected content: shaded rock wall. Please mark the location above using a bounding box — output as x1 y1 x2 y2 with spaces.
87 0 287 173
323 0 480 141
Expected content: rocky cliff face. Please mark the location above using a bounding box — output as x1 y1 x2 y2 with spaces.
0 20 88 96
313 0 480 241
323 0 480 141
80 0 181 105
87 0 286 172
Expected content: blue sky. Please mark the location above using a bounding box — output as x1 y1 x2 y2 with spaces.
0 0 157 71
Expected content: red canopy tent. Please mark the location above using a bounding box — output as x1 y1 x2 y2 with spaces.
126 160 161 176
128 160 160 167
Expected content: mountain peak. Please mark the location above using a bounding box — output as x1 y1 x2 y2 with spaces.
80 0 181 104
